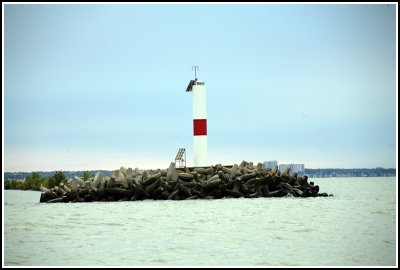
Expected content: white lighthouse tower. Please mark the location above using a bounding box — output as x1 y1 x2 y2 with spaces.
186 66 208 167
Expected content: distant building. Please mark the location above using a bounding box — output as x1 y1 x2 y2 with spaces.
279 163 305 175
291 164 305 175
279 164 291 173
264 160 278 169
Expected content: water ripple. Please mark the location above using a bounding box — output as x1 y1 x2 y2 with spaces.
4 180 397 266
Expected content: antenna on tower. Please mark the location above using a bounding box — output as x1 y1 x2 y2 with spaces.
192 65 199 80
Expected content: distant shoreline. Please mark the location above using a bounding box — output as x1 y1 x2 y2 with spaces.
305 168 396 178
3 168 396 181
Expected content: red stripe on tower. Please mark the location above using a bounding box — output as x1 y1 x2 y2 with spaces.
193 119 207 136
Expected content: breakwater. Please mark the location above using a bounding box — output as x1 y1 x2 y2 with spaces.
39 161 332 203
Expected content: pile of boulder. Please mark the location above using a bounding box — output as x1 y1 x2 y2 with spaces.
39 161 332 203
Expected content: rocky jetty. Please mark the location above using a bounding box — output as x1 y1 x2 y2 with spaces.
39 161 332 203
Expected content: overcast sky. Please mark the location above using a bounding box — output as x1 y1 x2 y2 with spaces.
3 3 397 172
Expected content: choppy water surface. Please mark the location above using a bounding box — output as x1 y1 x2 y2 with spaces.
4 177 396 266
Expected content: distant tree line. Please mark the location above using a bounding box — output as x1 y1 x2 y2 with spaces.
4 170 111 181
4 171 94 191
305 168 396 178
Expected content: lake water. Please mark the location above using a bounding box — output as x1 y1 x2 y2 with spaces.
3 177 397 266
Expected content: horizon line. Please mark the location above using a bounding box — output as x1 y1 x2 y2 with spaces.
3 166 397 174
